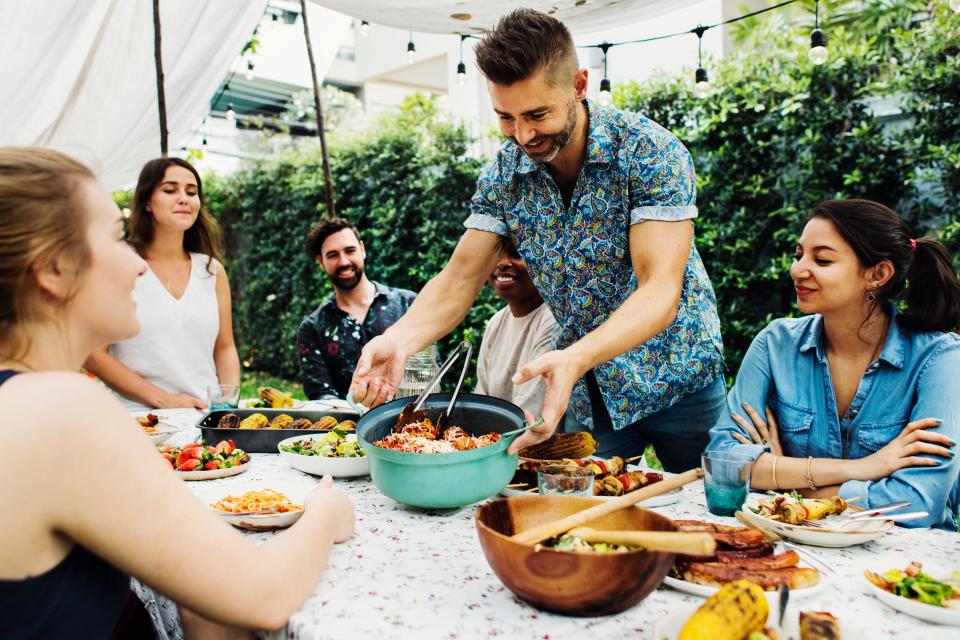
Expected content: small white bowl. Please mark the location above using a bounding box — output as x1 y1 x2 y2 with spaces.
195 482 306 531
277 434 369 478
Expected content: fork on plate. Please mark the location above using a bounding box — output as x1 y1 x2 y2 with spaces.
800 511 929 528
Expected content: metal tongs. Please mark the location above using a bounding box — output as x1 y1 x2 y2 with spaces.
394 341 473 432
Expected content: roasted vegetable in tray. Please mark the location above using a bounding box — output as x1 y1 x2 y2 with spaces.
218 412 355 431
519 431 597 460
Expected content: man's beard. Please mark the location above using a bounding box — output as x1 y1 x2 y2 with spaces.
514 98 578 163
328 265 363 291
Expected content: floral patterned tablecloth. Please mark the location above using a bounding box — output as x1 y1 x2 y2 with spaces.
143 409 960 640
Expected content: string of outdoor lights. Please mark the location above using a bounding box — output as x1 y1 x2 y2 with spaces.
358 0 960 105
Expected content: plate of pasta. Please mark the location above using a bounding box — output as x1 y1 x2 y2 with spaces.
198 484 307 531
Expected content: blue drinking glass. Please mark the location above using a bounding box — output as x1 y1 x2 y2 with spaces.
702 451 755 517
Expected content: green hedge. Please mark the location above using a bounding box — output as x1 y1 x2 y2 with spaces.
206 7 957 386
206 96 496 385
615 7 958 372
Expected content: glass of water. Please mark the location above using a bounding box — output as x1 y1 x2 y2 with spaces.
207 384 240 410
702 451 755 517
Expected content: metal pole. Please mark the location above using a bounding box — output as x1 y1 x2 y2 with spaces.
299 0 337 219
152 0 168 157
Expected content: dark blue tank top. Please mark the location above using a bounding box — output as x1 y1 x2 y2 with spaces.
0 369 130 639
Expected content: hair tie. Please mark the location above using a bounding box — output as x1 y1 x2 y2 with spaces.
910 238 917 251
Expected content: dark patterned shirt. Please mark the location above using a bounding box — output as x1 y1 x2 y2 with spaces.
297 281 416 399
464 99 724 430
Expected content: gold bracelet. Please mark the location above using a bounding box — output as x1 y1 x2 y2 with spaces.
805 456 819 491
771 454 780 490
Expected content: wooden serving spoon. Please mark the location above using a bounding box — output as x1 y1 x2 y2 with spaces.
565 527 716 556
511 467 704 545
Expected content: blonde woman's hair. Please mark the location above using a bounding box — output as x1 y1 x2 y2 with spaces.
0 147 96 359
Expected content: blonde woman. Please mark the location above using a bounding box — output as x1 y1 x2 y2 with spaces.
0 148 355 637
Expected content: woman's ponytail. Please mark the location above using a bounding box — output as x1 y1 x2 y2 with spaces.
899 237 960 333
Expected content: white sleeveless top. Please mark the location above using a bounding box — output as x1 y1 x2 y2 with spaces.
110 252 221 411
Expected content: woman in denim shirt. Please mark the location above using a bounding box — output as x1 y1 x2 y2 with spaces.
707 200 960 530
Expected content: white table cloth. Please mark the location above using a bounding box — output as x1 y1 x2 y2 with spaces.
142 409 960 640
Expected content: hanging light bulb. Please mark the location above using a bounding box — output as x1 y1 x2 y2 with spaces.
809 28 828 65
456 35 468 86
407 32 416 64
596 42 613 107
694 67 711 99
270 13 279 32
691 27 711 99
201 136 208 148
950 0 960 12
360 20 370 37
225 103 236 124
598 77 613 107
245 60 255 81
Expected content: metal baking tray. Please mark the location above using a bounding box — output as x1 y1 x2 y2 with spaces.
196 408 360 453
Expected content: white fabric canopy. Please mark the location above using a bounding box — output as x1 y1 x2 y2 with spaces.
309 0 701 35
0 0 269 189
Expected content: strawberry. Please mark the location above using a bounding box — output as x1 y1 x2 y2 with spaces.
161 453 174 469
176 459 201 471
203 460 220 470
189 447 203 460
214 440 234 455
175 450 195 467
183 442 203 451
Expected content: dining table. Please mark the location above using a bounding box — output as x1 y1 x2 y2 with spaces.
138 408 960 640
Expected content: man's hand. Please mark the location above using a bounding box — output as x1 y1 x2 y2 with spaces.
349 334 408 408
507 349 584 453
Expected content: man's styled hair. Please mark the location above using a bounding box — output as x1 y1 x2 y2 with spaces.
474 8 578 86
304 217 361 258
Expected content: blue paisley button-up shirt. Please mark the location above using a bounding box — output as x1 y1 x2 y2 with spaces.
464 100 724 430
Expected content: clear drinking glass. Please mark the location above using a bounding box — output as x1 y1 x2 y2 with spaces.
537 464 595 497
207 384 241 410
396 344 439 399
702 451 754 517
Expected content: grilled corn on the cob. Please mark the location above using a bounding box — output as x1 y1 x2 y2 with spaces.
239 413 268 429
678 580 768 640
258 386 295 409
310 416 338 430
268 414 294 429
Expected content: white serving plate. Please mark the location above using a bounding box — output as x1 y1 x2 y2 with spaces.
177 462 250 481
864 576 960 626
653 600 861 640
739 501 893 548
277 434 369 478
194 482 306 532
142 421 180 445
663 558 830 600
500 466 682 508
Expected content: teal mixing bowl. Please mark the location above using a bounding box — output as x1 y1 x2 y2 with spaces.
357 393 527 508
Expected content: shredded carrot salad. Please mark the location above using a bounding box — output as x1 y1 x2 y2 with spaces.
210 489 303 514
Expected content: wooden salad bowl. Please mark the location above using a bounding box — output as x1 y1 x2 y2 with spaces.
475 495 677 616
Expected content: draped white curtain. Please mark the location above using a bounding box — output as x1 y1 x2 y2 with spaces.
308 0 700 34
0 0 271 189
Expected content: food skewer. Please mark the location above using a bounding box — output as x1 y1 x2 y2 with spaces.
506 483 529 488
623 455 644 464
735 510 782 543
511 467 703 545
566 527 717 555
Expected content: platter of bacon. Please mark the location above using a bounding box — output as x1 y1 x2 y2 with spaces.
500 456 681 507
662 520 827 599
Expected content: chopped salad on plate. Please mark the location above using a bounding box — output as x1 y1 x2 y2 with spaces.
279 429 365 458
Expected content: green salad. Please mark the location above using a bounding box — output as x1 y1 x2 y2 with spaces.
881 568 959 608
539 534 639 554
280 430 365 458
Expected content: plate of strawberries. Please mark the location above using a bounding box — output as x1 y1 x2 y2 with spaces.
158 440 250 480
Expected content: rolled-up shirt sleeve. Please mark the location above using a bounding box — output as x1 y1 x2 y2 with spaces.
628 129 699 225
706 327 774 462
464 156 509 237
839 341 960 529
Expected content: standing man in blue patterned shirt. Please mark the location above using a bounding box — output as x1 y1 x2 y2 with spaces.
351 8 726 471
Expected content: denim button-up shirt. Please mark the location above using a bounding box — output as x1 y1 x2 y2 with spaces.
707 310 960 530
464 100 724 429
